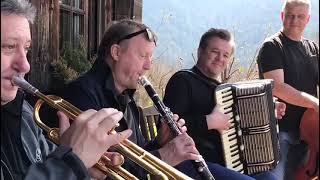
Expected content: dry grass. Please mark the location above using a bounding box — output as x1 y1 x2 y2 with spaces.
135 59 179 108
135 56 259 108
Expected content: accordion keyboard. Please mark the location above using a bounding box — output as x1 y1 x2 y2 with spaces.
215 79 280 175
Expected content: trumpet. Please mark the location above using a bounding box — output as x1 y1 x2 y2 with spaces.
12 75 193 180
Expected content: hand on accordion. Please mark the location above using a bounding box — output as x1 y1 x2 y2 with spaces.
275 101 286 119
206 105 232 132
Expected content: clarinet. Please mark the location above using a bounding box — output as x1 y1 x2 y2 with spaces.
138 76 215 180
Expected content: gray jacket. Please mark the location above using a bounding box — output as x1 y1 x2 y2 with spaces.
1 92 90 180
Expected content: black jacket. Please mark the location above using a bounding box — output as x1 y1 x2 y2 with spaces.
163 66 225 165
62 59 160 179
1 91 90 180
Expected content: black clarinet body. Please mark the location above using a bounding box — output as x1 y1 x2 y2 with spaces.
139 76 215 180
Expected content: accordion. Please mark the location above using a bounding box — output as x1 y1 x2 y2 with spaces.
215 79 280 175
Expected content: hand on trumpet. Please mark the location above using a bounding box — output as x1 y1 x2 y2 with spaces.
57 108 132 169
88 151 125 180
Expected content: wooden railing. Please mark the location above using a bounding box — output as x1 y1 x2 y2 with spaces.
139 106 160 142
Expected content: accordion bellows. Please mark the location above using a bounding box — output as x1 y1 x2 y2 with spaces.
215 79 280 175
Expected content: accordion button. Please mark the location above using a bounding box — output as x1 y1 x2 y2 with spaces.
235 115 240 122
240 145 244 151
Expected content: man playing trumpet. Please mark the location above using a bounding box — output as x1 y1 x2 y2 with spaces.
1 0 131 179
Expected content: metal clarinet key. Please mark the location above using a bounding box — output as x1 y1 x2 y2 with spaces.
139 75 216 180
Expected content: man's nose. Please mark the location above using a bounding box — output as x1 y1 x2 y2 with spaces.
14 48 30 74
215 53 224 62
143 58 152 70
291 16 299 23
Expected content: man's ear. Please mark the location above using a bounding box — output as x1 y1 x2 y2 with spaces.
306 14 310 24
281 12 284 21
197 47 202 60
110 44 120 61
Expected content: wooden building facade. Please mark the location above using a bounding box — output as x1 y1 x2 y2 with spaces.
27 0 142 92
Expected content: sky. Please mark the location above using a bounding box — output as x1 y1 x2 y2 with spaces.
143 0 319 68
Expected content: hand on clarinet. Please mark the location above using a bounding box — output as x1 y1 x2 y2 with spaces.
157 114 187 146
157 114 200 166
158 132 200 166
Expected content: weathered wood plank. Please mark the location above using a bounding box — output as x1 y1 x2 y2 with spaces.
29 0 52 91
26 0 142 91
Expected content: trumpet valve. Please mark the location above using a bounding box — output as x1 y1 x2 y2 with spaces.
48 128 60 144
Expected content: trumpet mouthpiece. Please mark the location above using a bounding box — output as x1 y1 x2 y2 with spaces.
11 74 38 95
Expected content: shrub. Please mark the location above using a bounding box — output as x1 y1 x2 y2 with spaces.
51 36 93 86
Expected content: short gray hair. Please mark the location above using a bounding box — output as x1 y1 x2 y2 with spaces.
1 0 36 23
282 0 311 15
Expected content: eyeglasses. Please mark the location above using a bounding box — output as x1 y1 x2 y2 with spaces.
117 28 157 46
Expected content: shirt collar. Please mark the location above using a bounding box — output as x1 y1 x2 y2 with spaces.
91 58 136 105
1 90 24 117
279 31 304 46
192 66 221 85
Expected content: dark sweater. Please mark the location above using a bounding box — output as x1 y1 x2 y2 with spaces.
163 66 225 165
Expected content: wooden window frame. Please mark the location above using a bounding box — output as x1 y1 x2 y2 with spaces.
59 0 85 50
